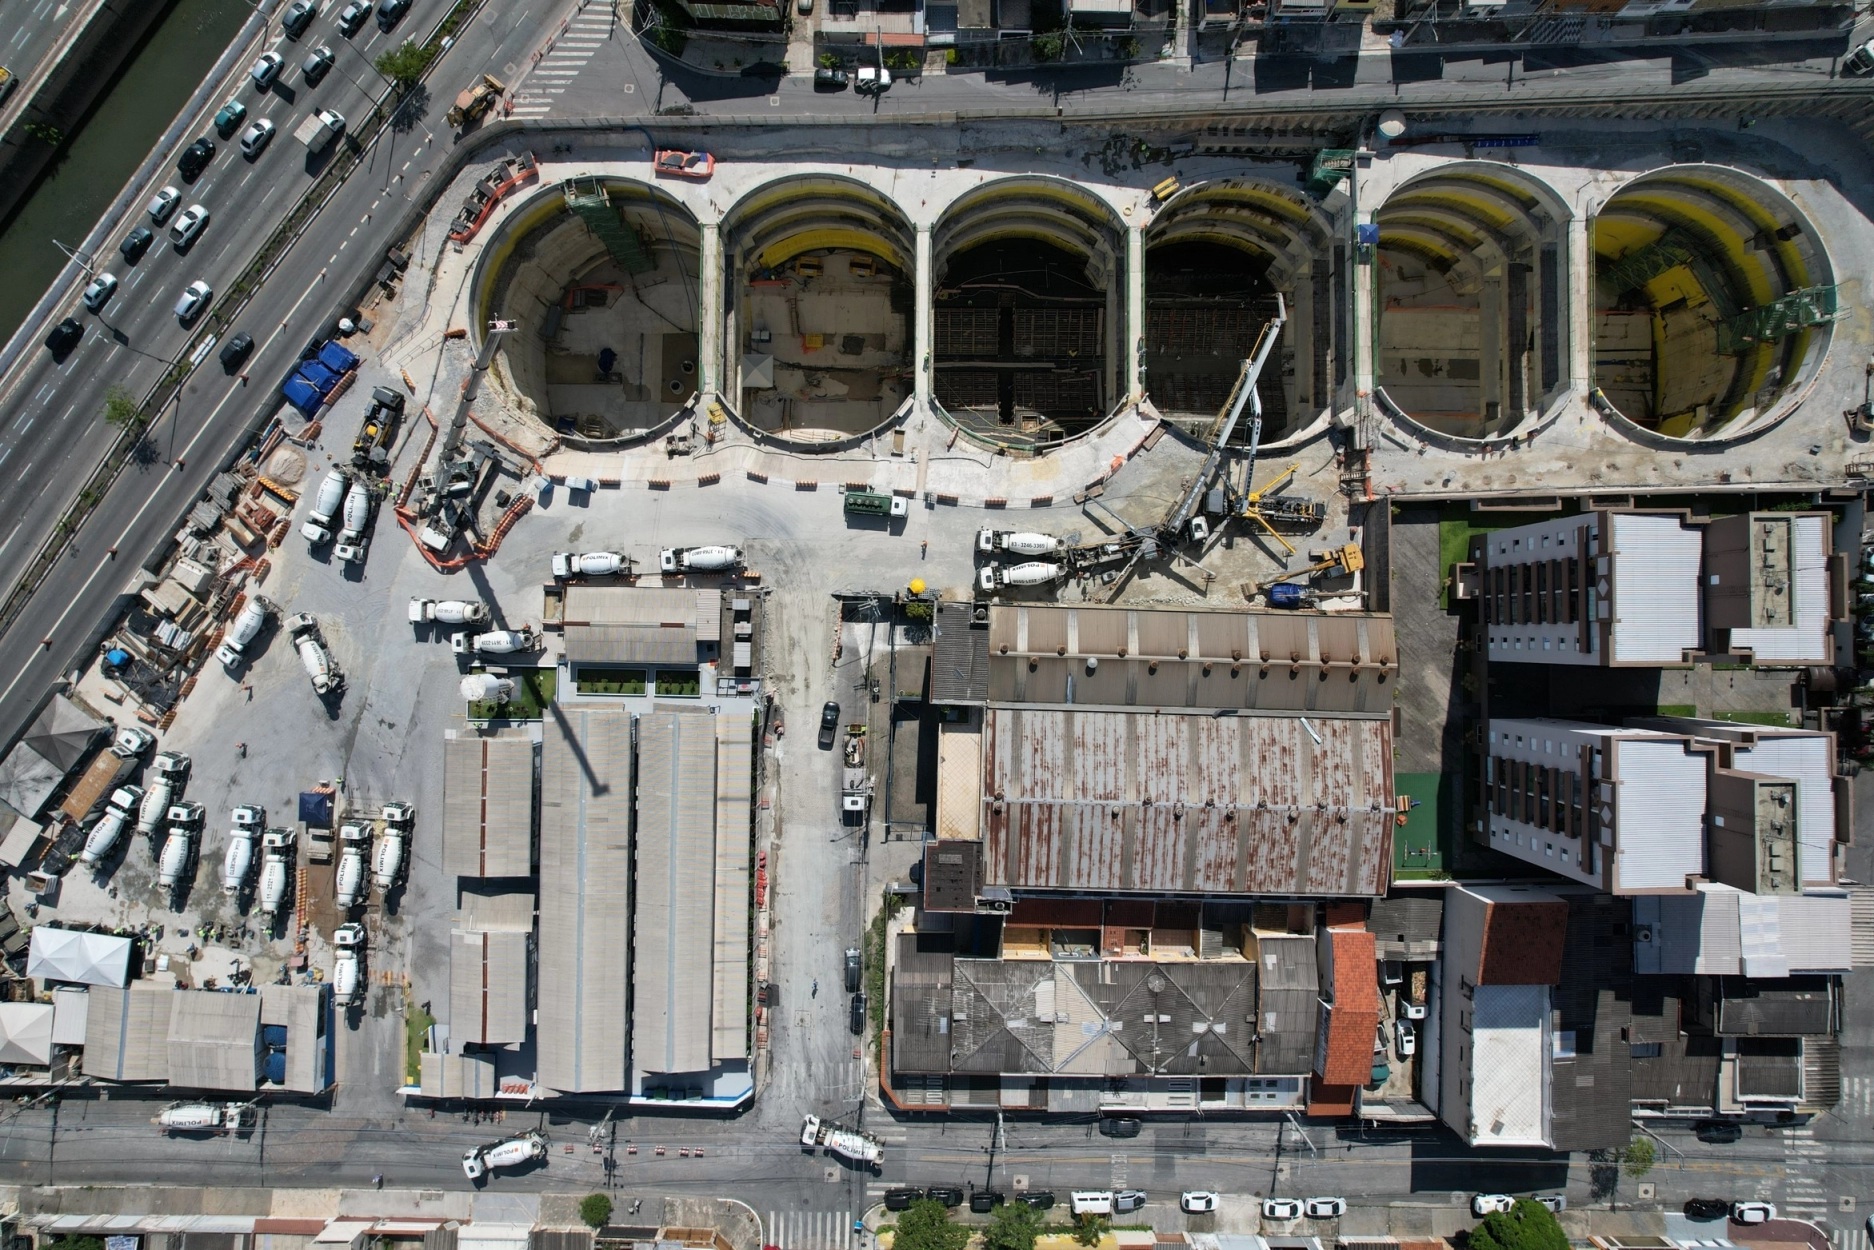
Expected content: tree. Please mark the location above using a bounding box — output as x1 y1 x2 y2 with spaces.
102 385 140 430
579 1194 613 1229
1072 1214 1110 1248
1620 1137 1656 1179
894 1200 968 1250
984 1202 1041 1250
1469 1200 1569 1250
375 39 435 87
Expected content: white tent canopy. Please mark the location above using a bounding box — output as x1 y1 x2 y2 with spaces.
0 1003 54 1065
27 927 132 988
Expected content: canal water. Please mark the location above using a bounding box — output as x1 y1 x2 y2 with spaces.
0 0 251 346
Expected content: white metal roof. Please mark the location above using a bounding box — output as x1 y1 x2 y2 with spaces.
28 927 133 988
632 709 718 1077
83 983 171 1081
1731 731 1836 888
713 713 753 1063
1467 983 1549 1146
0 1002 54 1065
50 987 88 1046
419 1050 497 1098
1609 512 1702 664
537 707 633 1093
1636 888 1852 976
1612 737 1709 891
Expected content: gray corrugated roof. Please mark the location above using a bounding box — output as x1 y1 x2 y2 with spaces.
167 991 261 1092
1735 1037 1802 1098
1367 895 1444 957
562 585 721 639
1254 986 1319 1074
1710 976 1835 1037
260 984 326 1093
451 929 531 1045
892 982 955 1075
420 1051 497 1098
565 623 699 666
443 735 535 878
712 713 753 1062
537 707 633 1093
633 710 718 1077
83 983 171 1082
1548 895 1634 1153
932 603 991 704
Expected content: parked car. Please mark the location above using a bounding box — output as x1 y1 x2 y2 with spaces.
969 1192 1004 1214
219 332 254 372
174 279 212 323
213 99 247 136
44 317 82 357
1098 1116 1142 1138
849 992 866 1035
1850 36 1874 74
177 137 216 180
1684 1200 1730 1221
1472 1195 1515 1217
1695 1120 1743 1144
814 67 848 90
883 1189 922 1212
337 0 372 33
282 0 317 37
844 947 862 993
240 118 276 157
120 226 154 263
81 272 118 313
147 185 182 223
1262 1199 1302 1221
925 1188 963 1208
302 45 336 84
1181 1192 1219 1213
1533 1196 1566 1214
1114 1191 1147 1214
818 700 841 747
1395 1020 1417 1057
251 50 285 89
1398 992 1427 1021
1306 1198 1347 1219
1015 1192 1054 1211
856 65 891 93
1731 1203 1777 1225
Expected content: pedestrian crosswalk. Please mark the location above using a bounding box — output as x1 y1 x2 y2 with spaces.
767 1211 857 1250
512 4 614 118
1831 1227 1869 1250
1781 1125 1830 1218
1842 1075 1874 1121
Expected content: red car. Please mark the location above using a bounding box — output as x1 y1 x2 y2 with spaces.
654 149 715 180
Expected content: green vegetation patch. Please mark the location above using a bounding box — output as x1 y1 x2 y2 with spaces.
468 668 555 721
405 996 435 1084
655 669 701 696
575 666 647 695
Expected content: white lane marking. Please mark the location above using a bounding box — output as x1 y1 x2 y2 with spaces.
0 448 10 467
0 522 22 560
34 383 53 404
16 417 32 435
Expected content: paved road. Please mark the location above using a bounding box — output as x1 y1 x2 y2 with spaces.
0 0 97 120
0 0 574 751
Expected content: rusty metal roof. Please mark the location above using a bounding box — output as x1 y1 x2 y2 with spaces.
983 606 1396 714
980 706 1392 896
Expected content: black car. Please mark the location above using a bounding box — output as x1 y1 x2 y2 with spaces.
177 137 216 181
1098 1116 1142 1138
1015 1192 1055 1211
844 947 862 993
925 1188 964 1209
218 331 255 372
818 700 841 747
849 991 866 1035
376 0 409 26
120 226 154 263
44 317 82 357
282 0 317 37
814 67 849 90
1685 1200 1731 1221
1694 1121 1743 1144
883 1189 923 1212
969 1191 1005 1214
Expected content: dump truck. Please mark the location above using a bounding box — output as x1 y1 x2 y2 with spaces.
373 801 413 889
60 745 135 823
445 73 505 127
294 108 346 155
258 827 296 914
287 613 343 695
661 545 743 573
800 1115 882 1168
215 594 277 669
978 562 1064 593
80 785 142 866
154 1102 254 1133
462 1130 546 1179
977 529 1064 557
223 805 263 894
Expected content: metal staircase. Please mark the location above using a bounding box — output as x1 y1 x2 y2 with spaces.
563 177 654 275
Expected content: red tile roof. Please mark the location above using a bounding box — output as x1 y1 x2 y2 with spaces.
1315 928 1382 1085
1477 898 1569 985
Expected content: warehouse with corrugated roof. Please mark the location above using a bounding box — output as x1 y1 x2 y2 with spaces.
442 733 536 879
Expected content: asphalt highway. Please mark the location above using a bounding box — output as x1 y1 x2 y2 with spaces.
0 0 98 122
0 0 574 749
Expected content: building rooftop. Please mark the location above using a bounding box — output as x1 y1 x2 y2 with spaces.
1700 975 1836 1037
450 927 531 1046
442 733 536 879
1469 983 1550 1146
932 602 991 704
1315 927 1381 1086
1635 888 1852 977
167 989 262 1092
633 708 718 1078
1367 894 1444 960
979 705 1393 897
1548 894 1635 1152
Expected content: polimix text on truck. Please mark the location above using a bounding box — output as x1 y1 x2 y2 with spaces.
800 1115 882 1168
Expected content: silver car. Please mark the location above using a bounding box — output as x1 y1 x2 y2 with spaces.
240 117 276 157
81 272 119 313
147 185 181 223
169 204 210 248
174 280 212 323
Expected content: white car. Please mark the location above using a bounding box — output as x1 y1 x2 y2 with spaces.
174 280 212 322
147 185 181 223
239 118 276 157
1180 1192 1219 1214
81 272 119 313
170 203 210 248
1305 1198 1347 1220
1262 1198 1302 1221
1732 1203 1777 1225
1533 1196 1566 1214
1395 1020 1417 1057
1473 1195 1515 1217
251 50 285 88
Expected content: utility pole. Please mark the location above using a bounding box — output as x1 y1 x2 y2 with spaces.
983 1110 1004 1191
53 240 97 277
